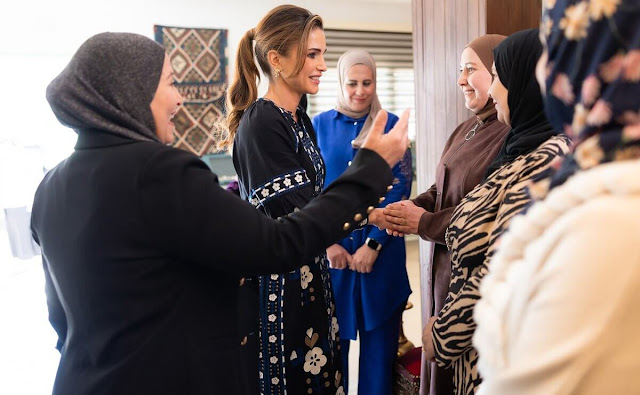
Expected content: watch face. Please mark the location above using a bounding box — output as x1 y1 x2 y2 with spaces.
367 238 380 250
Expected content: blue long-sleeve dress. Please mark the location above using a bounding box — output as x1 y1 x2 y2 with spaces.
313 109 412 342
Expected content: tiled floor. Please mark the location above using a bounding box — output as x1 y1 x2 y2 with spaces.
0 227 422 395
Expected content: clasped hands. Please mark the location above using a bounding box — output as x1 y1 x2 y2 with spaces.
326 244 378 273
368 200 425 237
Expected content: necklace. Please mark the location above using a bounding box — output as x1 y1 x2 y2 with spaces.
464 120 483 141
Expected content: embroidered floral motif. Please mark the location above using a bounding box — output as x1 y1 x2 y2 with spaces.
249 170 311 208
571 104 589 136
599 53 624 82
623 50 640 82
551 73 575 105
303 347 328 375
589 0 619 20
330 317 339 341
559 1 590 40
586 99 613 126
300 265 313 290
575 135 605 168
581 74 601 106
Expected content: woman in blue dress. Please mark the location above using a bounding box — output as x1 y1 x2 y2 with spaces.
312 49 413 394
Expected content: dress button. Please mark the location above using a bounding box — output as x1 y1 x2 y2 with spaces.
354 213 363 222
379 197 386 203
343 222 351 231
347 161 352 166
353 121 358 125
366 206 375 214
387 185 393 191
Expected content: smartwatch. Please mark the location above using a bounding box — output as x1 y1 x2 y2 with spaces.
365 237 382 252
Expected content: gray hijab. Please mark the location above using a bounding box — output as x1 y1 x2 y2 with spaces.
46 32 166 142
335 49 382 149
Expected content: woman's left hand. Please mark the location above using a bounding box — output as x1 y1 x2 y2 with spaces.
383 200 424 236
349 244 379 273
422 316 438 361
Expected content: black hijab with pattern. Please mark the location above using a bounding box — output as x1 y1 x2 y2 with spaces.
46 32 166 142
536 0 640 192
484 29 560 179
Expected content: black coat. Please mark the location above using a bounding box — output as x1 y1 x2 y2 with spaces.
31 132 391 395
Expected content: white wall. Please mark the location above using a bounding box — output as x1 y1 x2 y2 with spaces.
0 0 411 202
0 0 411 154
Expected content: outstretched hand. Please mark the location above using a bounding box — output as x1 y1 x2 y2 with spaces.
383 200 424 236
361 109 410 168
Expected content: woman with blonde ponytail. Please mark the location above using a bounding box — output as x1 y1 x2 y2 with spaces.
228 5 344 394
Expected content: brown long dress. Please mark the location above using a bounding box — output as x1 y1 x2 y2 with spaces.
413 108 509 395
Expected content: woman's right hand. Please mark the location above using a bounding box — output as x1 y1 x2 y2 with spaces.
361 109 410 168
326 244 352 270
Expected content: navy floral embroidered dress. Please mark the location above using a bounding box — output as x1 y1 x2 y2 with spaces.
233 99 344 395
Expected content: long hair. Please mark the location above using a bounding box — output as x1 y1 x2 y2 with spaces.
219 5 323 150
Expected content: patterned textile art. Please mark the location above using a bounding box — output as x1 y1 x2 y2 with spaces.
154 25 227 156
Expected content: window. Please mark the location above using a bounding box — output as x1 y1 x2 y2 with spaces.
307 29 416 141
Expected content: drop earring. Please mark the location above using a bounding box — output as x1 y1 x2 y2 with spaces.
274 68 281 78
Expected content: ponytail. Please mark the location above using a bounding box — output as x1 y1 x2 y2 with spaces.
219 28 260 150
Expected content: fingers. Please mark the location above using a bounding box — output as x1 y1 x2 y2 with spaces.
361 110 388 148
385 214 406 226
386 228 404 237
384 207 405 218
389 109 410 147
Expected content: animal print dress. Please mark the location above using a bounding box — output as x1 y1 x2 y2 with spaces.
434 135 570 394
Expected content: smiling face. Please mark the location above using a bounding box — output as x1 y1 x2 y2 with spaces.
488 62 510 126
343 64 375 113
457 47 493 113
150 55 183 144
278 27 327 96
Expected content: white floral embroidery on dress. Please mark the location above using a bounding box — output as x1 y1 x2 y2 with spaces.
300 265 313 290
269 335 277 343
331 317 339 341
272 182 280 191
268 314 276 322
270 356 278 364
336 386 345 395
269 293 277 301
295 174 303 183
283 178 292 187
303 347 327 375
271 377 279 385
271 274 279 280
291 350 297 360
